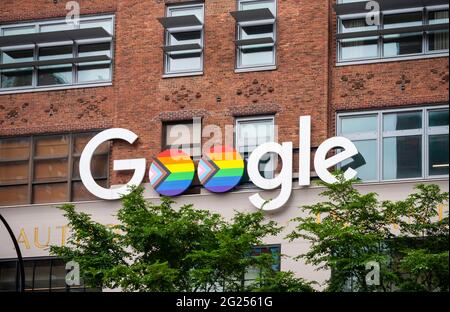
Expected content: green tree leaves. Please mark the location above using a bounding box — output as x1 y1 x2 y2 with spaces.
288 173 449 292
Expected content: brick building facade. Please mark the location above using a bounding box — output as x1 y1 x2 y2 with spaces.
0 0 448 291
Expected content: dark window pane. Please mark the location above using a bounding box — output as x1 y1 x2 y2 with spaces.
33 183 68 204
429 134 449 176
1 68 33 88
429 110 449 127
242 24 273 37
37 46 73 86
383 136 422 180
1 49 33 88
33 260 51 291
78 42 111 58
72 180 107 201
0 261 17 291
383 33 423 57
384 12 423 29
0 185 28 206
34 159 68 182
0 161 29 184
24 261 34 291
340 18 377 33
429 10 449 25
341 140 378 181
73 155 108 180
384 111 422 131
38 45 73 61
38 65 72 86
0 138 30 160
169 31 201 44
429 30 449 51
2 49 33 63
35 135 69 158
50 259 67 290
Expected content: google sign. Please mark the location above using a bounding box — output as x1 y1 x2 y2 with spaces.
79 116 359 211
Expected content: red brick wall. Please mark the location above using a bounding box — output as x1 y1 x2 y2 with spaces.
1 0 448 186
329 0 449 136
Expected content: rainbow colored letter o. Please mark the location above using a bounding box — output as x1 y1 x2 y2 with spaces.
149 149 195 196
198 146 245 193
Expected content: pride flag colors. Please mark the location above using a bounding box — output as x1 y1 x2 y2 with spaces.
149 149 195 196
198 146 245 193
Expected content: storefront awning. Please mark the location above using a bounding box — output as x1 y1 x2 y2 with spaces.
0 55 111 70
0 27 112 48
230 8 275 23
334 0 449 16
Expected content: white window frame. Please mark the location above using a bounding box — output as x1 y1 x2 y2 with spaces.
0 14 115 94
337 105 449 183
235 0 277 72
235 115 276 180
163 3 204 77
336 5 449 65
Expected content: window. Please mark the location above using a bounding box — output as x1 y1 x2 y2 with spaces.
162 119 202 159
336 4 449 63
0 132 109 207
338 106 449 182
159 3 204 76
235 116 276 180
0 258 100 292
232 0 277 71
0 15 114 92
244 245 281 286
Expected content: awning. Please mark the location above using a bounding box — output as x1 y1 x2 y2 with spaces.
334 0 449 16
337 23 449 39
0 55 111 70
162 43 202 53
157 15 202 29
230 8 275 23
0 27 112 48
236 37 274 46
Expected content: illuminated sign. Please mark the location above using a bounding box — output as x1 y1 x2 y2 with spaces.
79 116 359 211
149 149 195 196
198 146 245 193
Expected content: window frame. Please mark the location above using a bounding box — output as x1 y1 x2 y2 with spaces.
0 14 115 94
336 5 449 65
337 105 449 183
235 115 276 182
0 132 110 207
0 257 100 292
161 119 202 160
163 3 205 77
235 0 277 72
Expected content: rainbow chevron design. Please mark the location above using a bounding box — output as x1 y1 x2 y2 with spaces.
198 146 245 193
149 149 195 196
